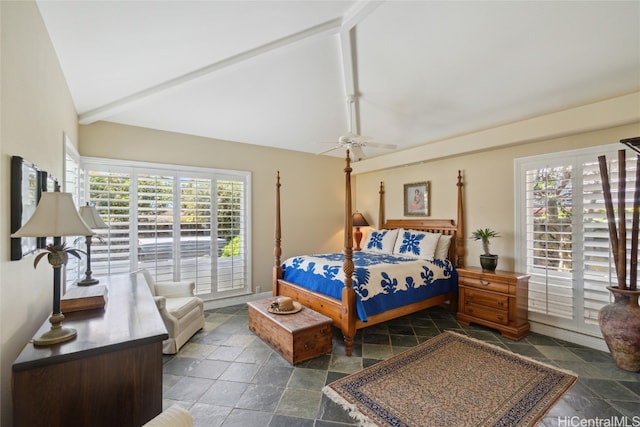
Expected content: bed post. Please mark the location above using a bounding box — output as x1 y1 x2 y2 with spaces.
342 151 357 356
456 170 465 268
378 181 385 229
273 171 282 296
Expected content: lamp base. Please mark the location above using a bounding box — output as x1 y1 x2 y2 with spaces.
33 312 77 346
354 227 363 251
34 326 77 346
78 277 100 286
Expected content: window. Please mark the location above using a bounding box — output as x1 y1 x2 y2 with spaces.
63 135 83 288
81 158 251 300
516 144 638 337
523 164 574 322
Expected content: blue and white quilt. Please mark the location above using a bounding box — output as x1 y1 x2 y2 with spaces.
282 252 458 322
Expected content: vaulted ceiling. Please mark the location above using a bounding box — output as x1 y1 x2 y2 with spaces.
37 1 640 161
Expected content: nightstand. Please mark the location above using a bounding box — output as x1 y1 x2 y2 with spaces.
457 266 530 340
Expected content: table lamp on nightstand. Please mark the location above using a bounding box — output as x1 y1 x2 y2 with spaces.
11 191 94 345
352 211 369 251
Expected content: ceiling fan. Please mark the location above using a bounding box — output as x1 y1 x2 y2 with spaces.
317 95 397 161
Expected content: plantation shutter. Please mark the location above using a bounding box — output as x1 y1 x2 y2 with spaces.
216 179 247 293
80 158 251 300
523 164 575 327
581 158 615 328
88 170 133 277
582 154 637 328
179 176 214 295
63 139 83 287
516 144 638 337
137 173 176 282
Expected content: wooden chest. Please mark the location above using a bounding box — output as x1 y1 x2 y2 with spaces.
247 299 332 364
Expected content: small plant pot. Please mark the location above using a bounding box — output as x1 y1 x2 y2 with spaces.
480 254 498 272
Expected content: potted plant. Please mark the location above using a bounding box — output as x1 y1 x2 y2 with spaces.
471 228 500 272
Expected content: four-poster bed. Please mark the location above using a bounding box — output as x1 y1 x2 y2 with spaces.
273 152 465 356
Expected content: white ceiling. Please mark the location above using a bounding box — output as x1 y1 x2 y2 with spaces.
37 1 640 160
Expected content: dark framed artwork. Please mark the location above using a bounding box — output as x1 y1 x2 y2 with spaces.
43 172 59 193
403 181 430 217
10 156 42 260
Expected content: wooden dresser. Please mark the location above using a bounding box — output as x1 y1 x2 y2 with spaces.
12 273 168 427
456 267 530 340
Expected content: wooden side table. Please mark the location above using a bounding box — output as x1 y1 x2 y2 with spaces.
457 266 530 340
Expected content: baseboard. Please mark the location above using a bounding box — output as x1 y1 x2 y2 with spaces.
203 291 272 310
529 321 609 352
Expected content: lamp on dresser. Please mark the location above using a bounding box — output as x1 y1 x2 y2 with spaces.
352 211 369 251
11 191 94 345
78 203 108 286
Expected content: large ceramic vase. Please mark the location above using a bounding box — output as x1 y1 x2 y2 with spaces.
598 286 640 372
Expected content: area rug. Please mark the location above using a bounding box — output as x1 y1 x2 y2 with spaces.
323 331 577 427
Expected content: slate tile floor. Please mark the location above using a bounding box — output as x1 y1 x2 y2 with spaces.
161 304 639 427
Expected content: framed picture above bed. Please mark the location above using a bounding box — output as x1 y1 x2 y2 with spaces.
404 181 430 217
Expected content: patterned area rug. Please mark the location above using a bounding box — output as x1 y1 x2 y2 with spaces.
323 331 577 427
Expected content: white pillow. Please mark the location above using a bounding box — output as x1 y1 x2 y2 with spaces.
393 229 441 259
434 234 452 259
362 228 399 254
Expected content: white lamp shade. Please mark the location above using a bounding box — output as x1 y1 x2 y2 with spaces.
79 204 108 229
11 192 94 238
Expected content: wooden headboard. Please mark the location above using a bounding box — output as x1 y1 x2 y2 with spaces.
382 219 460 266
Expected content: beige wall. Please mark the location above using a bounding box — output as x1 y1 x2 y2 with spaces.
79 122 347 291
354 122 640 273
0 2 79 425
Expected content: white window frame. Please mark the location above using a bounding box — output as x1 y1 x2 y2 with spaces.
63 134 83 288
515 143 636 344
80 157 252 301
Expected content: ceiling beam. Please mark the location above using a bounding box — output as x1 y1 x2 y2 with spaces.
79 17 342 125
339 1 383 134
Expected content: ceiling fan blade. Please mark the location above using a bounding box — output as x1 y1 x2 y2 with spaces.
314 140 341 145
365 141 397 150
339 132 359 144
352 145 366 161
323 95 394 159
352 134 373 142
316 144 342 155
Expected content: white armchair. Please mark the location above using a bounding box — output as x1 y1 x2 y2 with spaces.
132 269 205 354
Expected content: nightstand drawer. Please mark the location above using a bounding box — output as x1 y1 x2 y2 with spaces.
463 288 508 310
463 304 509 325
460 276 510 294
